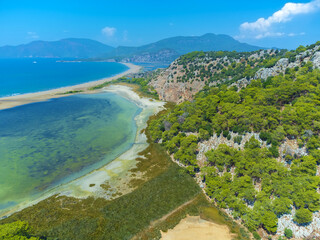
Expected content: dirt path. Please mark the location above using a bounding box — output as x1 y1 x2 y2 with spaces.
131 196 198 240
150 196 198 228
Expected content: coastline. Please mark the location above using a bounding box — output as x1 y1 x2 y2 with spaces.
59 85 165 198
0 62 141 111
0 84 165 218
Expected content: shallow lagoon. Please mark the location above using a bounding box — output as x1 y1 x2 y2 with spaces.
0 92 140 211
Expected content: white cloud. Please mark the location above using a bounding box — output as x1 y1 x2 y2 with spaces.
102 27 116 37
26 32 39 39
235 31 306 40
255 32 285 39
239 0 320 39
288 32 306 37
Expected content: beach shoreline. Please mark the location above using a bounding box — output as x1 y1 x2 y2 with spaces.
0 62 141 110
0 84 165 219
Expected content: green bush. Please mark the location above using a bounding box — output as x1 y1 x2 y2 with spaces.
216 129 222 136
234 136 242 144
269 145 279 158
294 208 313 225
223 130 229 138
227 134 232 140
259 131 272 145
284 228 293 238
253 231 261 240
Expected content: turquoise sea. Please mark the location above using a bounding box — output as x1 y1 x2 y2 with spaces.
0 59 128 97
0 92 140 212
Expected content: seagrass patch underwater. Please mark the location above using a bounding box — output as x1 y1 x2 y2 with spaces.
0 92 140 214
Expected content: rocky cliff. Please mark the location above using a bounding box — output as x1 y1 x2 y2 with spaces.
148 59 207 103
255 45 320 80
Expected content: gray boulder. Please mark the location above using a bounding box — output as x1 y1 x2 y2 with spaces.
312 52 320 69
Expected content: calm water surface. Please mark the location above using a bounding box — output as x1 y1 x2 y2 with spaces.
0 92 140 211
0 59 128 97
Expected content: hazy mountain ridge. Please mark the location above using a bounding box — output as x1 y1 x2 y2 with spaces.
0 34 263 62
105 33 263 63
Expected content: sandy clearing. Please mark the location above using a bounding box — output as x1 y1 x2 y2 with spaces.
161 215 235 240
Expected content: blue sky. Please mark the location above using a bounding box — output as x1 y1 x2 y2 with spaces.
0 0 319 49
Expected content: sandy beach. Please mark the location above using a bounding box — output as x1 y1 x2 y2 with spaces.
0 62 141 110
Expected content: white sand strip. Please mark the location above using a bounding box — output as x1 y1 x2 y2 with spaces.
0 62 141 110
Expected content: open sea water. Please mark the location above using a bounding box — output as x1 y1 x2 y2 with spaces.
0 58 128 97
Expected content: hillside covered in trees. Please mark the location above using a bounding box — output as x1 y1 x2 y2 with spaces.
149 42 320 104
147 42 320 239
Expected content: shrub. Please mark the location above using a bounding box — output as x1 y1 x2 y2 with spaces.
259 131 272 145
269 145 279 158
234 136 243 144
216 129 222 136
227 134 232 140
253 232 261 240
297 139 304 148
223 130 229 137
294 208 313 225
284 228 293 238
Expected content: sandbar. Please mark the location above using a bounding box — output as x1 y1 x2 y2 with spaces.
0 62 141 110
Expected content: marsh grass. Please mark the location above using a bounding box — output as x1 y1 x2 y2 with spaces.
57 90 84 95
2 161 201 240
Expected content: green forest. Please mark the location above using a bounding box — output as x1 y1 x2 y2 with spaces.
148 42 320 234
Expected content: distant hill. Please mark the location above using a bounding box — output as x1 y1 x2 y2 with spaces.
103 33 264 63
0 34 264 62
0 38 114 58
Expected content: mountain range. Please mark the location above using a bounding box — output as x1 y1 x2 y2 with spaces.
0 34 263 62
0 38 114 59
